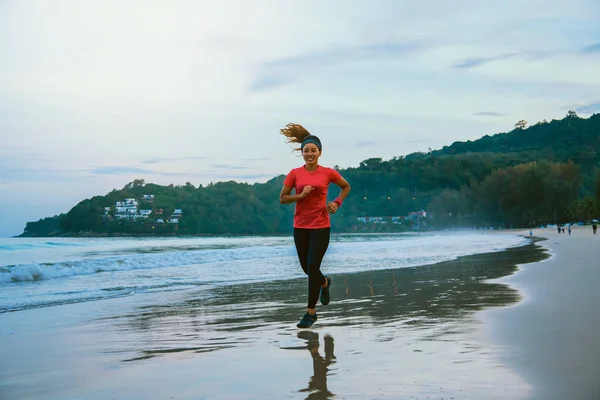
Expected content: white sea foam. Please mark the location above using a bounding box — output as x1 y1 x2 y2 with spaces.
2 244 295 282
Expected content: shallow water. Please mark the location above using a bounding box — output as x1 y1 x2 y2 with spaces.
0 232 528 313
0 238 549 400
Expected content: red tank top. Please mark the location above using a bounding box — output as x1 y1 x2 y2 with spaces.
283 165 342 229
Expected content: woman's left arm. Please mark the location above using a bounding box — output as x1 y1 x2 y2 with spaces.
334 177 350 204
327 177 350 214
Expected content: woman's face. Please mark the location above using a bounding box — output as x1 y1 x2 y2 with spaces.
302 143 321 167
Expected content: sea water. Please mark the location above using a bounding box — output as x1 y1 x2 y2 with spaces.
0 232 528 313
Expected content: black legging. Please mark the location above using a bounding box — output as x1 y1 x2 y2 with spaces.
293 227 330 309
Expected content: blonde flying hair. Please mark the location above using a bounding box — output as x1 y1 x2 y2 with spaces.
280 123 314 152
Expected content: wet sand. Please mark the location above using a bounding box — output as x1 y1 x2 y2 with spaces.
482 226 600 400
1 241 548 400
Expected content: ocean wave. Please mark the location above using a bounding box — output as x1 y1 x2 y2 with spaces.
0 241 86 251
0 234 528 284
1 244 295 283
44 241 87 247
0 243 37 251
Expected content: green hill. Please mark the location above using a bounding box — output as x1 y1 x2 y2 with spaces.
20 112 600 237
434 112 600 169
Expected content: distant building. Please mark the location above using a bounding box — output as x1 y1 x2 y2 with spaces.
114 198 139 219
408 210 427 220
356 213 423 224
139 210 152 218
116 199 138 208
143 194 154 201
356 216 385 223
168 209 183 223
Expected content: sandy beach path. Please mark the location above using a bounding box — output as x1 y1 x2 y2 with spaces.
483 226 600 400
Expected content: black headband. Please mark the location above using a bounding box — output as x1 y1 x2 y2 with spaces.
301 135 322 151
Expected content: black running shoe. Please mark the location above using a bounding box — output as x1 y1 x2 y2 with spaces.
297 312 318 329
320 276 332 306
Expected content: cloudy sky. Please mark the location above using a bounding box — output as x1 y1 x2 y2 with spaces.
1 0 600 236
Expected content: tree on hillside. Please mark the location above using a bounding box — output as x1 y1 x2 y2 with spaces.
569 198 596 221
126 179 146 190
566 110 578 119
514 120 528 130
471 161 580 227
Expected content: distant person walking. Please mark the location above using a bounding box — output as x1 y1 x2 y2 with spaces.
568 226 572 235
557 225 561 234
279 123 351 329
593 224 597 234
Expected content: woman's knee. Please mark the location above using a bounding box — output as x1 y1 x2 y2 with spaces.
308 266 324 281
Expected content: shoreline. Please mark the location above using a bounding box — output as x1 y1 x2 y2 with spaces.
480 225 600 399
13 230 412 239
2 231 534 315
13 225 530 238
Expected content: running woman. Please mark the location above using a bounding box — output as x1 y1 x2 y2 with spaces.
279 123 351 329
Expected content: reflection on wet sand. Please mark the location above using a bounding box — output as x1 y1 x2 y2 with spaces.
281 332 337 400
102 240 547 365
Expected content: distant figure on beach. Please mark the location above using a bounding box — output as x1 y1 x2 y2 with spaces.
562 227 565 234
557 225 561 234
529 230 533 236
279 123 351 329
593 224 597 234
568 226 572 235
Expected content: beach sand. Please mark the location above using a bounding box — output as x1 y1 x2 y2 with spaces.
482 225 600 400
1 232 591 400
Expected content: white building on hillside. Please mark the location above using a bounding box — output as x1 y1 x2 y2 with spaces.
116 199 138 208
115 198 139 219
139 210 152 218
168 209 183 224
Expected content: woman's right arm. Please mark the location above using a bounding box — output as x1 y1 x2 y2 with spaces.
280 185 310 204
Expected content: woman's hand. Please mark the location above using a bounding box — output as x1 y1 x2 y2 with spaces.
300 185 313 198
326 201 338 214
